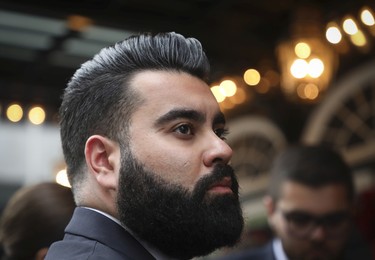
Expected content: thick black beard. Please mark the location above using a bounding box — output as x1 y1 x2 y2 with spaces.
116 149 244 259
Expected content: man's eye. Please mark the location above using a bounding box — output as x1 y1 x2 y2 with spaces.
214 128 229 140
287 214 312 227
323 213 349 226
174 124 194 135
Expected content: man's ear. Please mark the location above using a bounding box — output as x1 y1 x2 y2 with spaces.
263 195 277 227
263 195 276 216
85 135 120 190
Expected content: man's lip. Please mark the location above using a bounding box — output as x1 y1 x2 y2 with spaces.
208 177 233 193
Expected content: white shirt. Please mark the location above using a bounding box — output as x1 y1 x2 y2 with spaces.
272 238 288 260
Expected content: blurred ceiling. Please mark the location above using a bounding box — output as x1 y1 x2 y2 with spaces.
0 0 374 141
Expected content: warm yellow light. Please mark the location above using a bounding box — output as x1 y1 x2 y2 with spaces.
244 69 261 86
343 18 358 35
211 85 226 103
326 25 342 44
56 169 71 188
28 106 46 125
294 42 311 59
350 30 367 47
290 59 308 78
297 83 319 100
6 104 23 122
304 83 319 100
361 8 375 26
67 15 93 32
219 80 237 97
308 58 324 78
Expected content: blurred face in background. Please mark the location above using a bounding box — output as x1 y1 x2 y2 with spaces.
266 181 352 260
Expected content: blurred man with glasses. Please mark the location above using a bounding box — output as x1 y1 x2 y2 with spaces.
220 144 371 260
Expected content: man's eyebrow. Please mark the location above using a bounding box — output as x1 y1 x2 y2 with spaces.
154 109 205 127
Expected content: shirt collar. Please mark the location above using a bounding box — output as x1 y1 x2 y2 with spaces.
272 238 289 260
83 207 177 260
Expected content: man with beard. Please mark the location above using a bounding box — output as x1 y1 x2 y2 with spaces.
45 32 244 260
219 145 370 260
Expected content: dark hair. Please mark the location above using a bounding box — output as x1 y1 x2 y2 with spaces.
0 182 75 260
268 145 355 202
60 32 210 189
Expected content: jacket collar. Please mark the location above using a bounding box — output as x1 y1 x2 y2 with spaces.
66 207 155 260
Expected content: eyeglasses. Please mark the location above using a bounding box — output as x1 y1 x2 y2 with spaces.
279 209 351 239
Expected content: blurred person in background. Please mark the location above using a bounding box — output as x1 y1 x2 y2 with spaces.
0 182 75 260
219 145 372 260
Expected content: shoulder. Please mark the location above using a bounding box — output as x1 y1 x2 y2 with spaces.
45 234 131 260
45 208 155 260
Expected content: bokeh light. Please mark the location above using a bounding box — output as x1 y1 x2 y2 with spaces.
6 104 23 122
350 30 367 47
295 42 311 59
28 106 46 125
326 25 342 44
211 85 226 103
290 59 308 78
220 80 237 97
361 8 375 26
308 58 324 78
297 83 319 100
244 68 261 86
343 17 358 35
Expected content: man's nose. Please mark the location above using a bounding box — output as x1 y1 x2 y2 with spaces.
202 133 233 167
310 225 327 241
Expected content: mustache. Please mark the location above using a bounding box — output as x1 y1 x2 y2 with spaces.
191 164 239 201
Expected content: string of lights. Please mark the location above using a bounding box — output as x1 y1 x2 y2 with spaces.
210 5 375 107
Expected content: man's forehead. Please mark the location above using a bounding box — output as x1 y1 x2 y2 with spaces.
130 70 222 120
278 181 351 212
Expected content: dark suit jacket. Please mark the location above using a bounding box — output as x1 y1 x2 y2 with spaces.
45 207 155 260
217 241 276 260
